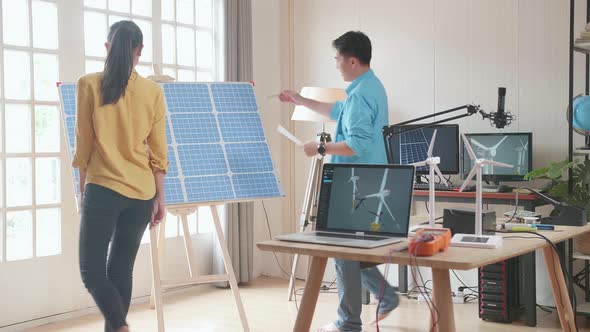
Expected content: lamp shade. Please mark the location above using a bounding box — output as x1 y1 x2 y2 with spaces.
291 87 347 122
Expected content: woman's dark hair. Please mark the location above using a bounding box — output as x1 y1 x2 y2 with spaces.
101 20 143 105
332 31 372 65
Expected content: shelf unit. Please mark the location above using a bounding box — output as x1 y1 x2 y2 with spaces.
570 0 590 316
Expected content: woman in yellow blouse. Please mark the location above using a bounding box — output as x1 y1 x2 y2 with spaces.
74 21 168 332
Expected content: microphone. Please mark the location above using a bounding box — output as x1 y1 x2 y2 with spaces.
497 87 506 115
482 87 515 128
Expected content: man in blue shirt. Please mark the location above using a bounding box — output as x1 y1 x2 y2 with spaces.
279 31 399 332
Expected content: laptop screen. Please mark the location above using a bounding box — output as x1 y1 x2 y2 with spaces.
316 163 415 237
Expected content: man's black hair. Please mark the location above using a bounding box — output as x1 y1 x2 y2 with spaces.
332 31 372 65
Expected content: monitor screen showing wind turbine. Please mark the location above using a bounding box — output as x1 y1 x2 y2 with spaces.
462 133 532 182
388 124 460 174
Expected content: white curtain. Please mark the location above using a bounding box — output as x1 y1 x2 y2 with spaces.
212 0 254 285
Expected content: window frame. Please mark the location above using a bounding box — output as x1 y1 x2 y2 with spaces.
0 0 63 262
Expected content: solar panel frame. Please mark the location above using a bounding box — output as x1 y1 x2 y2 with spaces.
58 81 283 208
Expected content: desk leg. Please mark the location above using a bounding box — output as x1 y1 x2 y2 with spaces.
432 268 455 332
543 246 576 332
293 256 328 332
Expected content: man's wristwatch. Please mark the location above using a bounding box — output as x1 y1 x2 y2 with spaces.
317 142 327 156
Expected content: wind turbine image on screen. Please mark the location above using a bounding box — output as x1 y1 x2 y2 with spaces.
398 128 431 172
469 136 508 174
58 82 283 207
515 138 529 175
351 168 395 232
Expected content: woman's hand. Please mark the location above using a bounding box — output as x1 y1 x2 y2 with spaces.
150 194 165 229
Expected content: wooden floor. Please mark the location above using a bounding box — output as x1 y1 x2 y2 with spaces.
28 277 590 331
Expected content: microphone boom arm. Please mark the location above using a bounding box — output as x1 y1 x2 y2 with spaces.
383 104 490 163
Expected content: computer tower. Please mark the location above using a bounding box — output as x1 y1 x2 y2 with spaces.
478 257 519 322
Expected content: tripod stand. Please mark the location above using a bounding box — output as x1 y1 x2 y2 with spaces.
287 131 331 301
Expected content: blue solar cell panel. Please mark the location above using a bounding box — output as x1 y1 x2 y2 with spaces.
177 144 227 177
211 83 257 113
164 177 184 204
162 83 212 113
398 128 429 172
185 176 234 202
166 145 179 177
233 173 283 198
59 81 283 207
169 113 219 144
218 113 266 143
225 143 274 173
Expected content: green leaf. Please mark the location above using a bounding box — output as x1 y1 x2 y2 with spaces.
548 182 569 200
524 166 550 180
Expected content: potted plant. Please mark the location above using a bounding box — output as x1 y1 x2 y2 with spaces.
525 159 590 252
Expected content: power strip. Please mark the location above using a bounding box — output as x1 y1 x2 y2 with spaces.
416 293 465 304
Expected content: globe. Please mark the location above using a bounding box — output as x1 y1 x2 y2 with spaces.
573 95 590 133
570 95 590 150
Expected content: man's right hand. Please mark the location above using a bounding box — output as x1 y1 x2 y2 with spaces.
278 90 303 104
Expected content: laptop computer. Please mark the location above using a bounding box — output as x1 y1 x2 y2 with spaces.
275 163 415 248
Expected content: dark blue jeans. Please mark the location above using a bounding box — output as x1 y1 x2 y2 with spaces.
79 184 153 332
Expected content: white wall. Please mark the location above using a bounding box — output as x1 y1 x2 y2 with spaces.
251 0 294 279
253 0 590 291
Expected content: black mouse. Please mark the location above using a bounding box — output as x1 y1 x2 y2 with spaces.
497 184 514 193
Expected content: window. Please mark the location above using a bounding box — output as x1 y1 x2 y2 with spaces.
83 0 154 77
1 0 61 261
0 0 221 262
161 0 216 81
140 207 215 244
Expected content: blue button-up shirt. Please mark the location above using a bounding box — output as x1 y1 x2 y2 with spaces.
329 69 389 164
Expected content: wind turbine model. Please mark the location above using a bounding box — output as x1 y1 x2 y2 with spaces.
515 139 529 175
409 129 449 227
451 134 513 249
470 136 509 174
354 169 395 232
347 169 360 211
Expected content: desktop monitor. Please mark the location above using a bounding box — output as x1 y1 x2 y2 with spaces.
462 132 533 183
387 124 460 175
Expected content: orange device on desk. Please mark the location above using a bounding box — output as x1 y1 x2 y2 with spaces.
409 228 452 256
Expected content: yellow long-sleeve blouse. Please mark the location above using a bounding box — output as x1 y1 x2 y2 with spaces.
72 70 169 200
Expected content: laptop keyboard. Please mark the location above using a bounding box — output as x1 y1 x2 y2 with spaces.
313 232 389 241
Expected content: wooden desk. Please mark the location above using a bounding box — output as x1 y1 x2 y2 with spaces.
258 225 590 332
412 190 548 326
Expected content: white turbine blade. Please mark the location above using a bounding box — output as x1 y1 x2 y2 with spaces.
374 198 384 224
427 129 437 157
410 161 427 167
378 169 388 192
433 165 448 185
492 136 509 150
364 193 380 198
470 139 489 151
459 167 477 192
524 141 529 149
484 160 513 168
380 197 396 222
462 134 477 160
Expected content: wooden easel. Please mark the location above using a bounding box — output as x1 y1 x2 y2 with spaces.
148 204 249 331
